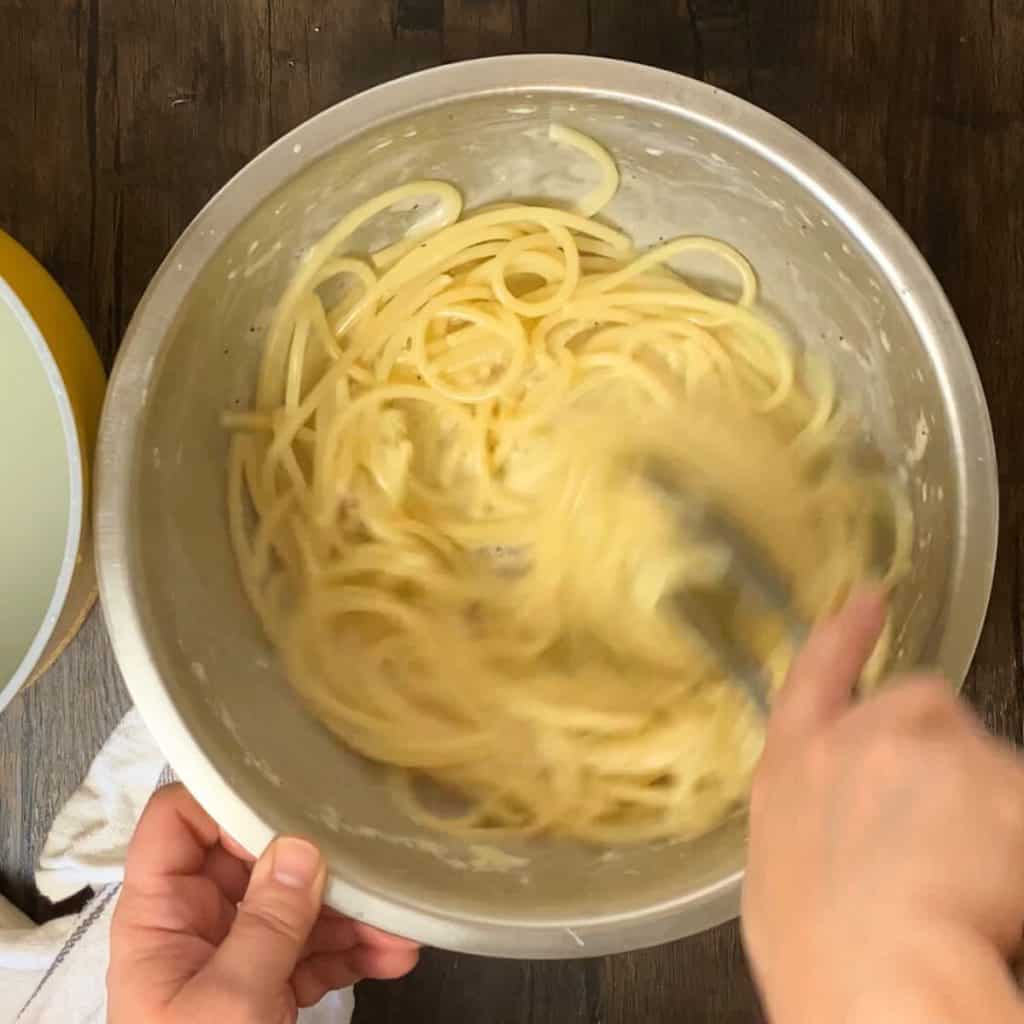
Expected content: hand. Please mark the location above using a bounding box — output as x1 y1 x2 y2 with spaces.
107 783 419 1024
742 590 1024 1024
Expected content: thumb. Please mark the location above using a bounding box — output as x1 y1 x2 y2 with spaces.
205 836 325 999
767 586 887 749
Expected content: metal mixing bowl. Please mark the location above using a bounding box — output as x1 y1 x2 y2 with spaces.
96 56 997 958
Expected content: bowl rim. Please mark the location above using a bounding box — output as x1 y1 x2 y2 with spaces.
0 277 84 715
95 54 999 957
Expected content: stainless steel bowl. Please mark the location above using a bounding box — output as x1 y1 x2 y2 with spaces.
96 55 998 958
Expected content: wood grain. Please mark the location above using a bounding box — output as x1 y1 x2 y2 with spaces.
443 0 524 61
524 0 590 52
0 614 130 922
1 0 1022 1019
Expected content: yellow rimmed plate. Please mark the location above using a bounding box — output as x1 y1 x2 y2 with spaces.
0 230 106 713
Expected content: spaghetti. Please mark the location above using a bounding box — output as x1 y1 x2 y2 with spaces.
226 126 911 844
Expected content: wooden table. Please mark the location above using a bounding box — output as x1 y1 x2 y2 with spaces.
2 1 1022 1019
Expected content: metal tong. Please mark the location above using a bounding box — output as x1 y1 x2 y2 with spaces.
646 460 807 717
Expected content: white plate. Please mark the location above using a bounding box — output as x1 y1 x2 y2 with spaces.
0 278 83 713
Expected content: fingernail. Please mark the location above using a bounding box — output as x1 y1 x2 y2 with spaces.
271 836 321 888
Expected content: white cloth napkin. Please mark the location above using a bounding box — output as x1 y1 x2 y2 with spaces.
0 708 354 1023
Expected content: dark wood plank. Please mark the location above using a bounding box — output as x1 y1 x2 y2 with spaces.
0 0 104 357
524 0 590 52
920 3 1024 742
443 0 525 61
268 1 414 139
589 0 697 74
97 0 274 331
602 924 765 1024
393 0 446 77
355 950 603 1023
686 1 758 99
